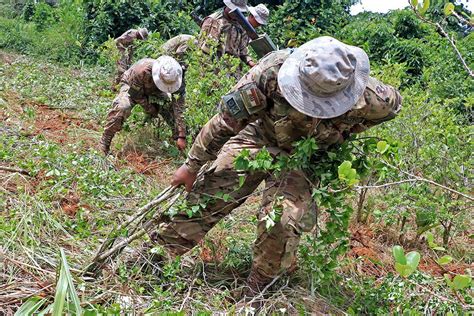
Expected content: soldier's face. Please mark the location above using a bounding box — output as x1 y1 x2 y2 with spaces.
248 15 261 28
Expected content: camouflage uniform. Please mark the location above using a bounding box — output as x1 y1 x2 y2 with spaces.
199 8 253 67
114 29 146 87
101 58 186 151
153 49 402 280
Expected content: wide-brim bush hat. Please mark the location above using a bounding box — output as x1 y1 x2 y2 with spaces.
224 0 248 12
138 28 149 40
152 56 182 94
248 4 269 25
278 36 370 119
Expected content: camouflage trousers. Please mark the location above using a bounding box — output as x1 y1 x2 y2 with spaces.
153 123 317 278
103 84 183 141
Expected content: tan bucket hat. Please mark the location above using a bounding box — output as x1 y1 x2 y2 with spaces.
248 4 269 25
152 56 183 93
278 36 370 119
223 0 248 12
138 28 149 40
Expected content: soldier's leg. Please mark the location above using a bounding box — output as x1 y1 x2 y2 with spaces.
152 139 268 256
247 170 316 292
99 85 135 154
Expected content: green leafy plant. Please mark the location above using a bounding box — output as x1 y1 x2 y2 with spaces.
444 274 472 291
392 245 421 278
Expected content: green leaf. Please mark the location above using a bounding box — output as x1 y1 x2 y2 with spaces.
15 297 47 316
419 0 430 15
395 262 415 277
338 161 359 186
52 257 68 316
444 3 454 16
452 275 472 290
238 175 245 188
444 274 454 287
376 141 389 154
234 149 250 171
53 249 82 316
60 249 82 315
392 245 407 265
437 255 453 265
411 0 419 7
433 246 446 251
425 232 434 245
406 251 421 270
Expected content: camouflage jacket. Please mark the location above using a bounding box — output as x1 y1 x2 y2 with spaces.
121 58 186 136
198 8 253 65
185 49 402 173
161 34 196 69
162 34 196 59
115 29 143 51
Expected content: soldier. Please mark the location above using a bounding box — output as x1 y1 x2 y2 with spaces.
161 34 197 63
248 4 270 28
199 0 267 69
113 28 149 88
99 55 186 154
154 36 402 303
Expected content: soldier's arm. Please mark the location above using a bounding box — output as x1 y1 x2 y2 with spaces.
115 29 139 47
185 63 271 173
185 110 251 173
171 94 186 139
238 33 254 66
349 77 403 133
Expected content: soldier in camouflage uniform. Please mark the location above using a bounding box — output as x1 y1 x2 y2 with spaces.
99 55 186 154
155 36 402 300
199 0 266 69
113 28 149 88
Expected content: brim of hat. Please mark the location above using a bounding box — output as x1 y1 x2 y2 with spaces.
248 6 267 25
152 56 182 94
138 29 148 39
224 0 248 12
278 37 370 119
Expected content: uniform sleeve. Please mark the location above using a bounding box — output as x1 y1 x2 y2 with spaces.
349 77 403 133
171 94 186 138
125 63 147 102
115 29 140 47
239 37 253 65
185 67 270 173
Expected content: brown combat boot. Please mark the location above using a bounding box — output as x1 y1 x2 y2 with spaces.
235 269 274 313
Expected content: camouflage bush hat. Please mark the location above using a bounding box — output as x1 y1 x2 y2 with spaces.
248 4 269 25
223 0 248 12
138 28 149 40
278 36 370 119
152 56 183 93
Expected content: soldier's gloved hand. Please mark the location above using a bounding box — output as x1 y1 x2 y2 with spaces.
171 164 196 192
176 137 186 151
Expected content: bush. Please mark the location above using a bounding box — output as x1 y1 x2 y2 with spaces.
267 0 357 46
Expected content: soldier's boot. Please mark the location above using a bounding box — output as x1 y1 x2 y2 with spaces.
99 132 114 155
235 269 274 312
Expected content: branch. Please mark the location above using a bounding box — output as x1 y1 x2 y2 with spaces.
0 165 31 176
410 3 474 78
434 22 474 79
380 161 474 202
83 189 181 274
